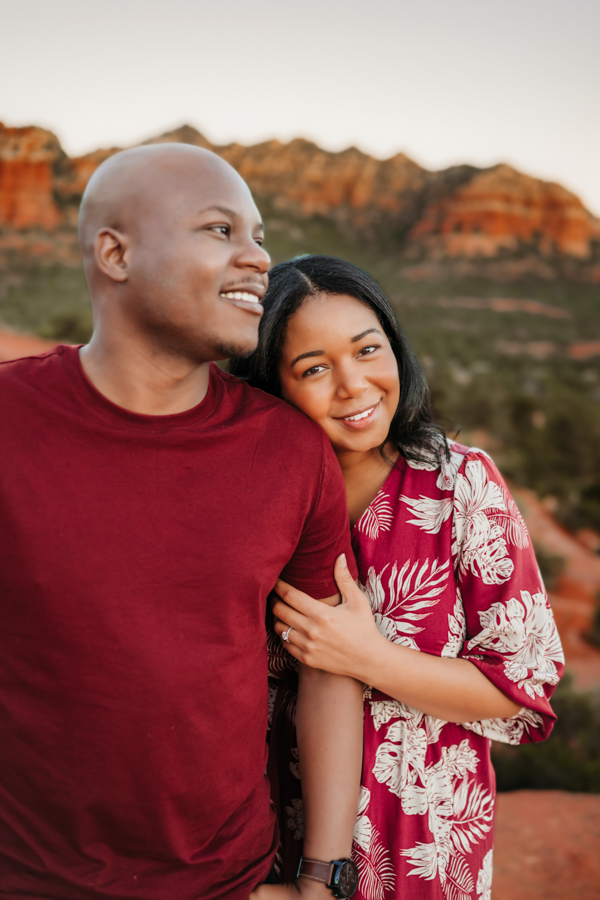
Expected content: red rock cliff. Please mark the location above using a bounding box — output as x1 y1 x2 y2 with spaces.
0 124 64 229
2 122 599 278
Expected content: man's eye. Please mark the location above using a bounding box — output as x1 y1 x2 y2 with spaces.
210 225 230 236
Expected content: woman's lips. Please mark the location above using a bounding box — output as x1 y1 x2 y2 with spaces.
335 402 380 430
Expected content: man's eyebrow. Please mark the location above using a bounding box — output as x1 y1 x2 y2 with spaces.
351 328 382 343
290 350 325 368
198 205 264 230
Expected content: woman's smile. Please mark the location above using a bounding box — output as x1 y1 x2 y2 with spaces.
334 400 381 429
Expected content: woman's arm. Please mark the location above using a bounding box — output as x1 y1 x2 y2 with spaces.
273 555 521 724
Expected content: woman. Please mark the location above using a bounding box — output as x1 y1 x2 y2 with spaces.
233 256 564 900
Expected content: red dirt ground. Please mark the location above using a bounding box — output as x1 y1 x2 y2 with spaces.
494 791 600 899
0 328 55 362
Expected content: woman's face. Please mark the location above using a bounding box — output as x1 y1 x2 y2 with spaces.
278 292 400 456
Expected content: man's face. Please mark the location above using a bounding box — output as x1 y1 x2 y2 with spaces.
128 159 270 362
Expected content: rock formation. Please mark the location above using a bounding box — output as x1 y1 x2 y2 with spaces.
2 121 600 280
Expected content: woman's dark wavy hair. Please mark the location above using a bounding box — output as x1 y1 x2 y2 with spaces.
231 255 448 465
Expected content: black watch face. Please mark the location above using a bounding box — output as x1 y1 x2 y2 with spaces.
335 859 359 898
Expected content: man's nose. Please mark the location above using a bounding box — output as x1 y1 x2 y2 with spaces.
237 236 270 274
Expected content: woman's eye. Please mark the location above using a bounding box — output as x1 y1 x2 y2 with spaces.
358 344 380 358
210 224 230 236
302 365 326 378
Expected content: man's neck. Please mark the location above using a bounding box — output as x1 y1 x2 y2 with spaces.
79 334 212 416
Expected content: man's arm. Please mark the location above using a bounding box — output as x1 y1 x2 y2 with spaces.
296 591 364 868
251 582 363 900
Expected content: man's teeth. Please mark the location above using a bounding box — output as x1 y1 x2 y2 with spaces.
344 406 375 422
220 291 260 303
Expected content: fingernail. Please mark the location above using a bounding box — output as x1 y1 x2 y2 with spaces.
339 553 347 569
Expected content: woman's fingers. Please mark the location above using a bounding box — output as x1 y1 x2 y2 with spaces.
272 600 309 633
274 579 327 617
334 554 371 609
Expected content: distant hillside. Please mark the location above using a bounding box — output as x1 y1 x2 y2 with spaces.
1 121 600 282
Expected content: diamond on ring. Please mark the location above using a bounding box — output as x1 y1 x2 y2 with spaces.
282 626 293 643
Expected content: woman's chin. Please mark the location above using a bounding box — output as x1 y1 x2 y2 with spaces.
330 428 390 456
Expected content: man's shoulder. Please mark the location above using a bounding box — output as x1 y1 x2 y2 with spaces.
0 346 65 387
215 365 327 443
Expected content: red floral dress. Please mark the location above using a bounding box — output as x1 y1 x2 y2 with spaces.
267 442 564 899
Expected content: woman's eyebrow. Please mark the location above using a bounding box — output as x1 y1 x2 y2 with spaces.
351 328 382 343
290 329 383 367
290 350 325 368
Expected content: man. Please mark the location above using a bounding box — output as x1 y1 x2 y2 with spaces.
0 146 362 900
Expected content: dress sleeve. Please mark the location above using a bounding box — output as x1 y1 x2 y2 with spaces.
451 450 565 744
279 431 358 598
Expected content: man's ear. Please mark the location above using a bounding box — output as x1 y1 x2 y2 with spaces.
94 227 130 283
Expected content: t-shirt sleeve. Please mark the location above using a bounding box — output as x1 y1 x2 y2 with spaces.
279 431 358 599
451 450 565 745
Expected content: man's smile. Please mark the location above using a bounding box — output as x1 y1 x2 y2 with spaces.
219 285 265 315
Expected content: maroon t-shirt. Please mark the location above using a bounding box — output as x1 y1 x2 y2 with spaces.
0 346 356 900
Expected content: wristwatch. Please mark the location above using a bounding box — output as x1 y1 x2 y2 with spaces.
297 856 359 898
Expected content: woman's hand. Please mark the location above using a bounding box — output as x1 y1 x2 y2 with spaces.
274 555 523 722
273 554 382 680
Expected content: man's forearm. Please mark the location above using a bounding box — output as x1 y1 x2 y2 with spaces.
296 665 363 861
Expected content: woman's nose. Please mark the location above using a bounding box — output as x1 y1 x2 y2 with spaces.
335 365 369 399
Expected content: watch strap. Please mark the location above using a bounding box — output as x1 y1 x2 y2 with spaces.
297 856 335 886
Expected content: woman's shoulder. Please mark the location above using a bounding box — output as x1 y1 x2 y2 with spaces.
401 439 495 495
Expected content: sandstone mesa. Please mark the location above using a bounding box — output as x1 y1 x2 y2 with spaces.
1 122 600 281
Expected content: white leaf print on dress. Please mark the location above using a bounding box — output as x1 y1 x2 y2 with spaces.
400 841 438 880
361 558 451 651
442 587 467 658
370 698 405 731
356 492 394 540
399 740 493 897
352 786 396 900
401 495 454 534
406 442 466 493
445 855 475 900
453 460 514 585
464 706 544 745
476 849 493 900
467 590 564 699
490 487 530 550
373 719 428 797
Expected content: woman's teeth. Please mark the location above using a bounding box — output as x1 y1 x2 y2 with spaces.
220 291 260 303
343 406 376 422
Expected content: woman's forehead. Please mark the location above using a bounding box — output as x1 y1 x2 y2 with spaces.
292 293 379 333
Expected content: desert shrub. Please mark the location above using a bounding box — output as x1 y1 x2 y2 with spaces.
586 593 600 650
580 482 600 533
532 543 565 591
492 672 600 793
39 311 92 344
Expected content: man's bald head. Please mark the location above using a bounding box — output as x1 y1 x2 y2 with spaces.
77 142 269 364
78 144 250 263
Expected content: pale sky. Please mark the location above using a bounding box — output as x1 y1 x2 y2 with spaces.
3 0 600 214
